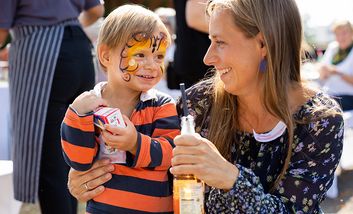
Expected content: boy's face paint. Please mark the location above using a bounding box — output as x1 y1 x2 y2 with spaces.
119 32 168 81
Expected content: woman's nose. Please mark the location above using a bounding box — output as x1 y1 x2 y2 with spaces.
203 46 216 66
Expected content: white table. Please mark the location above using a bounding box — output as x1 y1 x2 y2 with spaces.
343 110 353 128
0 81 10 160
341 110 353 169
0 161 22 214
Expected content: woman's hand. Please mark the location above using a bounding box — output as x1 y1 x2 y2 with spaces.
67 159 114 202
170 134 239 190
101 115 138 155
318 65 332 80
318 64 340 80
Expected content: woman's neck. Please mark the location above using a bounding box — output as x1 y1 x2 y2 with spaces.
236 83 315 133
237 94 278 133
339 41 353 51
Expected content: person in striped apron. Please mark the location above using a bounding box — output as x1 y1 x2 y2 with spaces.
0 1 104 213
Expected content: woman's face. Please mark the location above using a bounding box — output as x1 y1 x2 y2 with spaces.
204 8 265 96
334 25 353 50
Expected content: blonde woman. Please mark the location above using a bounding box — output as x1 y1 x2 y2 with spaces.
67 0 343 213
170 0 343 213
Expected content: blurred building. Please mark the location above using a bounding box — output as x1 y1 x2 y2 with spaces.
104 0 173 15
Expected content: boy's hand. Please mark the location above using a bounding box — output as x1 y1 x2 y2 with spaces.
101 115 138 155
71 91 108 115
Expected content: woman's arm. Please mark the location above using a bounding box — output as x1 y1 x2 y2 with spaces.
321 65 353 85
185 0 209 33
79 4 105 27
0 29 9 47
171 113 344 213
339 72 353 84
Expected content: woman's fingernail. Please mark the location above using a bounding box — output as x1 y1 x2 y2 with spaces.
105 173 112 179
103 159 111 164
107 165 114 171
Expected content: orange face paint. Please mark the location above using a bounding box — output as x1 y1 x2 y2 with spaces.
119 32 168 76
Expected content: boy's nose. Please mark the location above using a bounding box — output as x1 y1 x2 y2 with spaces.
144 57 159 70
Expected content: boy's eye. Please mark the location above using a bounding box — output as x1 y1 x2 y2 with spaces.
134 53 144 58
157 54 165 60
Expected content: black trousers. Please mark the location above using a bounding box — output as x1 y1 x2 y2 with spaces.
38 25 95 214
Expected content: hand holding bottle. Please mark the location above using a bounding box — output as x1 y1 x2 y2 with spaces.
172 83 205 214
171 133 239 190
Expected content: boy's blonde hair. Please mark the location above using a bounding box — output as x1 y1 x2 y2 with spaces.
97 4 171 70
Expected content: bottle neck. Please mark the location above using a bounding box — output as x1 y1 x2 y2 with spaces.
181 115 195 134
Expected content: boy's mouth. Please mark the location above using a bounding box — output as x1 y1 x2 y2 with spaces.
136 74 155 79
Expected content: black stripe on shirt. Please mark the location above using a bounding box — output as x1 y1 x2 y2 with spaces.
105 174 172 197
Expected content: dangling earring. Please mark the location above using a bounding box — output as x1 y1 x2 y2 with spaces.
260 59 267 72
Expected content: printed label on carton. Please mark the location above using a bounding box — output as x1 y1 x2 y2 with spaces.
93 107 127 163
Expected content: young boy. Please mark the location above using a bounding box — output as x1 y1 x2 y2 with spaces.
61 5 180 213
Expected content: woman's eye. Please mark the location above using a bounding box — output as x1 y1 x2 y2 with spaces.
215 40 225 46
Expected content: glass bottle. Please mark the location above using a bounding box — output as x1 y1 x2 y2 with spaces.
173 115 205 214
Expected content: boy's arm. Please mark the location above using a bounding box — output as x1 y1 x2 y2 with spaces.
61 106 98 171
130 101 180 170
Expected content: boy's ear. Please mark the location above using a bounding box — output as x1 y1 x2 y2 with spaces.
98 44 111 68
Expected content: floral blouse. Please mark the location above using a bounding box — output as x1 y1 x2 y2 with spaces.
176 80 344 214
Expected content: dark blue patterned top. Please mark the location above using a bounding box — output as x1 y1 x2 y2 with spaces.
177 80 344 214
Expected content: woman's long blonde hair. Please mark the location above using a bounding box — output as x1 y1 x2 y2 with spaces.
206 0 303 192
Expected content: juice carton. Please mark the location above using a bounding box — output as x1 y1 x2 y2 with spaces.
93 107 126 163
94 107 126 129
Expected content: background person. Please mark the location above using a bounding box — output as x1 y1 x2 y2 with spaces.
0 0 104 213
153 7 181 99
171 0 211 89
318 20 353 111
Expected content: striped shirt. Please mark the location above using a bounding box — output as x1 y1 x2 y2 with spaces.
61 82 180 213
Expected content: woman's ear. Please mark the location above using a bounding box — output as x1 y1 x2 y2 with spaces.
256 32 267 58
97 44 111 68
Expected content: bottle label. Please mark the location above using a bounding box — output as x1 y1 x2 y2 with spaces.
179 182 204 214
